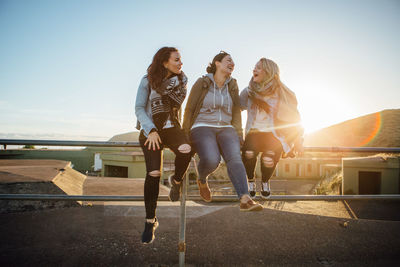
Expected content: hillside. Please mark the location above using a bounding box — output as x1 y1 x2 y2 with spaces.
108 131 140 142
304 109 400 147
111 109 400 148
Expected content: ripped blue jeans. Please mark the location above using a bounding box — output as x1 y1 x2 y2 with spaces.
190 126 249 199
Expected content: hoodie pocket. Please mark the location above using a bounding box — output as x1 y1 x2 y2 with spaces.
200 107 214 114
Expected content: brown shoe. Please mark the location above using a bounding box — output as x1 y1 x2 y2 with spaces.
197 180 212 202
240 199 263 212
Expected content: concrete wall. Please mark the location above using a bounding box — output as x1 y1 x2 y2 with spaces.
276 158 341 179
0 149 94 172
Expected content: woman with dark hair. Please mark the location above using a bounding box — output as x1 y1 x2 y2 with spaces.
183 51 263 211
240 58 303 199
135 47 192 244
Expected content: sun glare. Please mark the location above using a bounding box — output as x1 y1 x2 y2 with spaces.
358 112 382 146
298 106 336 134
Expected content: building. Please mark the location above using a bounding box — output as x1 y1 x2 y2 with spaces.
101 152 146 178
275 157 341 179
342 156 400 195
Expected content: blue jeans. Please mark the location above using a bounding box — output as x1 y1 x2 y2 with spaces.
190 126 249 198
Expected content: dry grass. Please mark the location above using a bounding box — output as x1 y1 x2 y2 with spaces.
367 153 400 160
312 170 342 195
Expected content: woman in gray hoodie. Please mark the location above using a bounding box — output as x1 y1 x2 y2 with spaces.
183 51 262 211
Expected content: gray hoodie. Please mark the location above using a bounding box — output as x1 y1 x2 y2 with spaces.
191 73 233 129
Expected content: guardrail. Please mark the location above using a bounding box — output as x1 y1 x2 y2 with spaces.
2 139 400 152
1 139 400 266
1 194 400 201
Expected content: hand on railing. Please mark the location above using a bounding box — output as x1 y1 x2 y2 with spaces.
294 141 304 157
283 139 304 158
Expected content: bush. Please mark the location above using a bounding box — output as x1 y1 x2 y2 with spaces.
313 170 342 195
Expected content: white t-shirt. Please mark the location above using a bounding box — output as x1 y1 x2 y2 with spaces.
251 108 274 132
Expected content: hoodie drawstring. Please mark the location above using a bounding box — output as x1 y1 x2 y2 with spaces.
210 76 232 116
213 81 216 109
227 85 230 113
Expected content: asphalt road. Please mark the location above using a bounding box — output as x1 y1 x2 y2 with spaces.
1 200 399 266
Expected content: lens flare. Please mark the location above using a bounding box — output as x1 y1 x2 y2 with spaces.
358 112 382 146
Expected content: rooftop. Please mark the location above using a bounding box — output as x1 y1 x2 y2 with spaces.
0 159 399 266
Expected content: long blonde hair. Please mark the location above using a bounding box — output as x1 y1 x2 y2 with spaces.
258 58 300 123
259 58 281 87
249 58 283 97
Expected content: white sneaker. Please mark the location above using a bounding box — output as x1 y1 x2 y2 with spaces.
261 182 271 199
248 182 256 198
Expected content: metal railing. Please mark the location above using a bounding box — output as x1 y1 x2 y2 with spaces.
1 139 400 267
1 193 400 201
2 138 400 152
0 139 140 148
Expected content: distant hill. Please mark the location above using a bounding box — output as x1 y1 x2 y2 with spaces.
111 109 400 148
304 109 400 147
108 131 140 142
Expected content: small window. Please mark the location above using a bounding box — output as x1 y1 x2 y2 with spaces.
285 164 290 172
104 165 128 178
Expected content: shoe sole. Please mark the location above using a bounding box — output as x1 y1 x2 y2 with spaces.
260 192 271 200
200 196 212 203
240 204 263 212
142 237 155 245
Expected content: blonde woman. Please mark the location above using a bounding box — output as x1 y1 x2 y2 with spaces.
240 58 303 198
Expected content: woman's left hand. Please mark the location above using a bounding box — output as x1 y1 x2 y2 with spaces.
294 140 304 157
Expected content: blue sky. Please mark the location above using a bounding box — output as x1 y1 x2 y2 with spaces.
1 0 399 140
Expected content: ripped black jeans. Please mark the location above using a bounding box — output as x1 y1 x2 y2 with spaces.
139 127 192 219
241 131 283 183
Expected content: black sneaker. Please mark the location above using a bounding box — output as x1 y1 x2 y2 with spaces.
248 181 256 198
141 217 159 244
168 175 182 202
261 181 271 199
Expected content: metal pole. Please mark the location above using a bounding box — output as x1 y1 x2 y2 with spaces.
1 139 400 152
1 194 400 201
303 146 400 153
0 194 166 201
178 170 188 266
0 139 140 147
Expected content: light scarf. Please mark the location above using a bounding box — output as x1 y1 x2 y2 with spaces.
150 72 188 130
248 77 300 124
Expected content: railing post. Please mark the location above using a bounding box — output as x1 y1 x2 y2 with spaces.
179 167 189 266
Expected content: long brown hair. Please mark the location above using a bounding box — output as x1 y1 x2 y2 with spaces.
147 47 178 89
206 51 230 74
